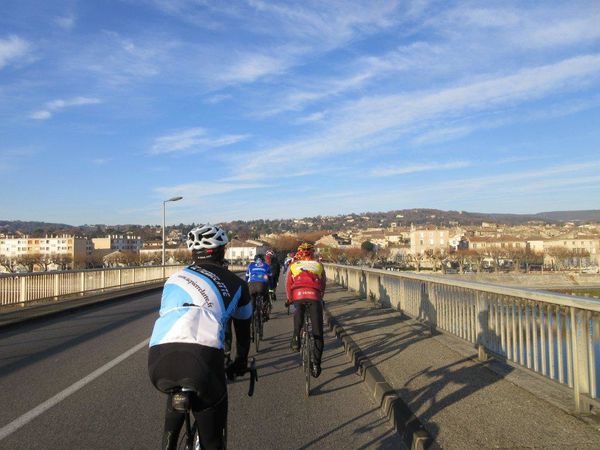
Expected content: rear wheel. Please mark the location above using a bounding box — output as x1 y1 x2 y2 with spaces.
303 330 311 397
253 309 261 352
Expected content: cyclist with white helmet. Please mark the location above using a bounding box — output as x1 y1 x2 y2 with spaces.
148 224 252 450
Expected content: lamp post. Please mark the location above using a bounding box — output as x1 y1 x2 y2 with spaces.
162 196 183 272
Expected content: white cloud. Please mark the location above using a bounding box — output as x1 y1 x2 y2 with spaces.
204 94 232 104
30 96 102 120
92 158 112 165
233 53 600 176
154 181 269 204
371 161 471 177
55 14 76 30
0 35 30 70
150 127 249 155
295 111 326 124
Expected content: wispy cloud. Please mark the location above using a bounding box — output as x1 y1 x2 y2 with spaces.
55 14 76 31
0 35 30 70
154 180 269 204
91 158 112 165
371 161 471 177
30 96 102 120
150 127 249 155
234 53 600 176
204 93 232 104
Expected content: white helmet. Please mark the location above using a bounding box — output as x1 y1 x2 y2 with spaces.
187 224 228 250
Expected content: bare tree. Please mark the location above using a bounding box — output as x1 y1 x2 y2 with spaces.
38 254 53 271
17 253 41 272
173 249 191 264
407 252 426 272
545 246 572 270
271 235 302 252
424 249 445 272
0 255 17 273
54 254 73 271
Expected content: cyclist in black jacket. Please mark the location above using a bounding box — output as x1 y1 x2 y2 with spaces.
148 224 252 450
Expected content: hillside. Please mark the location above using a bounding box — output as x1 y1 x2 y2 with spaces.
1 209 599 238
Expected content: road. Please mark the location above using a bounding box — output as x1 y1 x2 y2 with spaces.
0 275 401 449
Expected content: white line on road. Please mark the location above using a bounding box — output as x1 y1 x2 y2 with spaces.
0 338 149 442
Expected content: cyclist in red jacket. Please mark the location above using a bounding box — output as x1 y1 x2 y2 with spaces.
286 242 326 378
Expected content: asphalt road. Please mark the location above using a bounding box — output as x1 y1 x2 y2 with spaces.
0 274 401 449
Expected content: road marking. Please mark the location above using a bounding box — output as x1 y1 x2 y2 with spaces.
0 338 149 442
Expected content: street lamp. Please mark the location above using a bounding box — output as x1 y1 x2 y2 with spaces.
162 196 183 269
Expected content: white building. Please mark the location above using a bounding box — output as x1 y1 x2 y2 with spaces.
225 239 268 263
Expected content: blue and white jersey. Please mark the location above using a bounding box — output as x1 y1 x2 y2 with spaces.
149 264 252 349
246 260 273 286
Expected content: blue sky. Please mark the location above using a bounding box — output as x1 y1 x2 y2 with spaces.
1 0 600 226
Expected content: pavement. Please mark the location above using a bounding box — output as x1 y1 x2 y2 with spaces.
324 284 600 449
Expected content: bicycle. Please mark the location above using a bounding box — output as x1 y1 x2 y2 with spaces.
172 359 258 450
299 301 314 397
251 294 264 352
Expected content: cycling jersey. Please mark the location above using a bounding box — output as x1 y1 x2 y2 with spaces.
246 260 273 286
149 264 252 349
286 259 326 302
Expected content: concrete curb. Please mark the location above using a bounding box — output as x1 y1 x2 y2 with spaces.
0 282 164 330
324 305 436 450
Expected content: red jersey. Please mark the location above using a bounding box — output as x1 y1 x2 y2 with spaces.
286 259 326 302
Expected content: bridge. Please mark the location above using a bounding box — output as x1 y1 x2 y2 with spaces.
1 265 600 449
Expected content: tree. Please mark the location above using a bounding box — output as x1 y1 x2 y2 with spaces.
17 253 40 272
0 255 17 273
407 252 426 272
361 241 375 253
424 249 445 272
271 235 302 253
55 254 73 270
545 246 572 270
173 249 191 264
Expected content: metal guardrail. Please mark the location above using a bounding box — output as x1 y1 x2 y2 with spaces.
0 264 248 309
324 263 600 413
0 266 186 307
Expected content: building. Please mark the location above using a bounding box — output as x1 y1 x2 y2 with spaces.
0 235 93 270
92 235 143 253
409 227 451 255
225 239 268 263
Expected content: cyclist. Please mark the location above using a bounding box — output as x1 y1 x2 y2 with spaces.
246 253 273 321
286 242 326 378
283 252 294 272
265 249 281 301
148 224 252 450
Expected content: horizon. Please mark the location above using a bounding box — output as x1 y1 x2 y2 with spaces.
2 1 600 225
2 207 600 228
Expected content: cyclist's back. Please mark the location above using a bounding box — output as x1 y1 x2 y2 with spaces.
148 225 251 450
286 243 326 378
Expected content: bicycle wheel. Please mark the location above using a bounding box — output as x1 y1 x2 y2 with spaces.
303 327 311 397
254 308 261 352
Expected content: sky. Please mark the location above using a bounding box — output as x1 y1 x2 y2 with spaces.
1 0 600 226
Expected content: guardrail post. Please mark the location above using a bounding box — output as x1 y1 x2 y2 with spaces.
118 269 122 287
570 308 591 413
80 272 85 294
476 292 489 361
100 270 105 291
19 276 26 306
53 273 59 300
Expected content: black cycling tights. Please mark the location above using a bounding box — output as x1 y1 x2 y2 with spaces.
293 301 324 365
162 393 227 450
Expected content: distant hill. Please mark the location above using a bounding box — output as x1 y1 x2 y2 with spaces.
1 209 599 237
0 220 75 235
533 210 600 222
